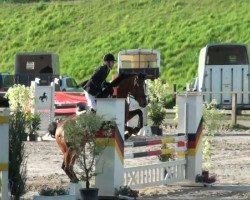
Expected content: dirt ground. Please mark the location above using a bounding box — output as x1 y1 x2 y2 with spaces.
21 129 250 200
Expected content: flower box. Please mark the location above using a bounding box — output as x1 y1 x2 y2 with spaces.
33 194 76 200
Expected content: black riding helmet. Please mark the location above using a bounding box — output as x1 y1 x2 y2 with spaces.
103 53 116 62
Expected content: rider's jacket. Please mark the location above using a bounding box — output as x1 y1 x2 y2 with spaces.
83 64 110 96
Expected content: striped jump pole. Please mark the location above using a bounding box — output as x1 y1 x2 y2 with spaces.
177 93 203 181
125 135 186 147
123 135 187 188
96 98 125 198
125 148 185 159
0 109 9 200
124 136 187 159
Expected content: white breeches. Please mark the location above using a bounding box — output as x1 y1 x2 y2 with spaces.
84 91 97 111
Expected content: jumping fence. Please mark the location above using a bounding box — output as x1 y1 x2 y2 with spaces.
124 135 187 189
95 93 203 197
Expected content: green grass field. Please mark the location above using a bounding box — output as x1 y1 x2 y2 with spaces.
0 0 249 88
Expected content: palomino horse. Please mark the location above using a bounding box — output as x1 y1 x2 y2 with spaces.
49 73 147 182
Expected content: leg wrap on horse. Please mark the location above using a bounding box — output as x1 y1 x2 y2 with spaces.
125 126 141 140
125 109 143 139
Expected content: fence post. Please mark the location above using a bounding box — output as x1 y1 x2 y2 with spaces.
0 109 9 200
177 93 203 181
31 81 55 131
231 93 237 126
172 84 177 104
95 98 125 198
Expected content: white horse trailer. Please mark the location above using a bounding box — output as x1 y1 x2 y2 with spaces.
118 49 160 79
196 43 250 108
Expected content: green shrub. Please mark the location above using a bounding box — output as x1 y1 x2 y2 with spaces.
203 100 226 170
26 112 41 139
9 110 27 199
4 84 32 113
39 187 68 196
64 112 116 188
115 185 139 198
158 144 175 162
147 79 173 126
148 79 174 109
148 102 166 126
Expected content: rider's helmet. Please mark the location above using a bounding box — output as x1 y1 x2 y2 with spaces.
103 53 116 62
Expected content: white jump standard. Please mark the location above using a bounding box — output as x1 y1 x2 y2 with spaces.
0 111 9 200
95 94 203 196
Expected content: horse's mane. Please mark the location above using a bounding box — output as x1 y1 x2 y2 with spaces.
110 73 131 87
110 73 146 87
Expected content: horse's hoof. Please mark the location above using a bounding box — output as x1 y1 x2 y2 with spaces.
124 132 131 140
133 127 140 134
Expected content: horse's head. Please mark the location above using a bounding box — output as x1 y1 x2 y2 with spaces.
116 73 147 108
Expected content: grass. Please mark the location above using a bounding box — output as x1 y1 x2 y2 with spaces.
164 109 250 129
227 123 249 130
0 0 249 89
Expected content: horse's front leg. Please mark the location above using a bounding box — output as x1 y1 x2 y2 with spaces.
125 109 143 139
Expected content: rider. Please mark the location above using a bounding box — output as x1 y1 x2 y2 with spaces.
83 53 116 111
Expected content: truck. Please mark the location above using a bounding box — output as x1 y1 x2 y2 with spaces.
59 75 83 92
192 43 250 108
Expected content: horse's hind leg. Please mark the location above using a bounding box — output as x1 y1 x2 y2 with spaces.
134 109 143 128
63 151 76 182
62 161 73 180
61 160 65 169
62 160 71 178
69 153 79 182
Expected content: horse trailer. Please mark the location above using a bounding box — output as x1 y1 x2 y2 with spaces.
193 43 250 108
14 52 60 87
118 49 160 79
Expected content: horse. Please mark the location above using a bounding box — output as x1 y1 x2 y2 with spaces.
97 73 147 139
49 73 147 182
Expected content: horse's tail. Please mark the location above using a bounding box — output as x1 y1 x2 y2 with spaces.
48 122 57 138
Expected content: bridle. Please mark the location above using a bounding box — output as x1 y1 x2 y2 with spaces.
127 93 147 101
126 75 147 105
